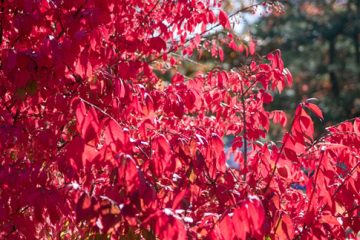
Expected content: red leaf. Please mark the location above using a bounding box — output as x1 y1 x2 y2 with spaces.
293 107 315 140
103 119 127 151
219 215 235 240
246 196 265 234
144 210 186 240
218 47 224 62
270 110 287 127
218 10 230 29
284 68 293 86
232 196 265 238
114 79 126 99
184 90 196 110
211 133 225 172
231 136 243 151
304 102 324 120
65 136 85 172
217 71 228 89
171 73 184 84
233 207 248 239
118 154 140 193
151 134 171 175
354 118 360 133
75 101 99 142
262 91 273 104
211 39 218 57
149 36 166 52
172 189 188 209
173 94 185 118
249 40 256 55
267 50 284 71
143 93 154 117
319 211 340 226
76 193 96 222
76 48 92 78
277 214 295 240
153 134 170 156
300 115 314 139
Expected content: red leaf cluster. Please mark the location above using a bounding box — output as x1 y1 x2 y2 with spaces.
0 0 359 239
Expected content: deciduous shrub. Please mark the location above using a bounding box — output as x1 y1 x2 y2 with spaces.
0 0 359 239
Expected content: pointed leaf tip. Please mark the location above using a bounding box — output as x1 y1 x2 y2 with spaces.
304 102 324 120
219 10 230 29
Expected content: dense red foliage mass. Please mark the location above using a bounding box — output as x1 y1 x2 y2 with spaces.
0 0 359 239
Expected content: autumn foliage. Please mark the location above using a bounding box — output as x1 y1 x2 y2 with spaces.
0 0 359 239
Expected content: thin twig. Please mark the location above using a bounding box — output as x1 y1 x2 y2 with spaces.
296 152 360 239
263 108 298 193
128 1 270 67
79 97 124 129
331 159 360 199
170 52 207 67
181 1 268 46
240 81 248 181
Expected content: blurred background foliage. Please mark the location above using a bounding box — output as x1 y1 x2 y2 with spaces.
175 0 360 129
252 0 360 125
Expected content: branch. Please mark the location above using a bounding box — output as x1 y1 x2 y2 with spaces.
79 97 125 129
188 1 268 43
296 151 360 239
240 81 248 181
147 1 270 65
263 109 297 193
331 159 360 199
